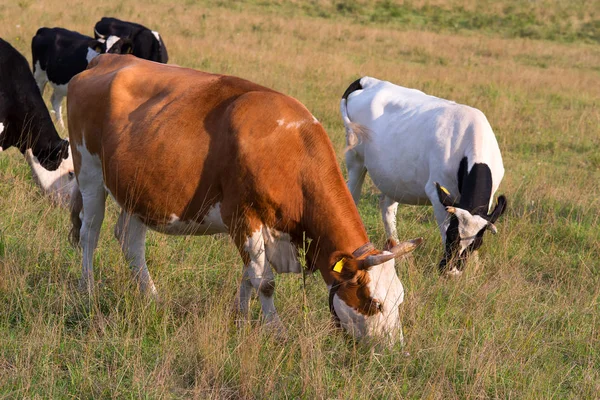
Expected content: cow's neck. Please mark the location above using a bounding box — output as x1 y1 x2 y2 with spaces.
299 161 370 286
458 158 493 216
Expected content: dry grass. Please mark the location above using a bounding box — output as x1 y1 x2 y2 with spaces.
1 0 599 398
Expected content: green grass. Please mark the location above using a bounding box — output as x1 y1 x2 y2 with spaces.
1 0 600 398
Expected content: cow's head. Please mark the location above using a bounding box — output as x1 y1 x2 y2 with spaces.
105 38 133 55
329 238 422 345
435 182 507 275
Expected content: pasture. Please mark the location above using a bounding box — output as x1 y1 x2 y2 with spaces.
1 0 599 397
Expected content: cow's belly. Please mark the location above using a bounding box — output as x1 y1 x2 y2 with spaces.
363 137 432 205
145 202 229 236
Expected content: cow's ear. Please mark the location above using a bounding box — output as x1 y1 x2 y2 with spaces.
435 182 457 207
89 39 104 54
488 195 507 223
329 252 359 282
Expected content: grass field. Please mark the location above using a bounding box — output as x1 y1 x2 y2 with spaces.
1 0 599 398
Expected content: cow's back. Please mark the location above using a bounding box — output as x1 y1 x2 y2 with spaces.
68 55 321 231
346 77 502 201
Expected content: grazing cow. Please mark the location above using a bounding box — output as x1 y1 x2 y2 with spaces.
341 76 506 275
94 17 168 63
67 55 422 343
31 27 132 129
0 39 69 171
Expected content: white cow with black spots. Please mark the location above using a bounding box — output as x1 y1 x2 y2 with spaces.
341 76 507 275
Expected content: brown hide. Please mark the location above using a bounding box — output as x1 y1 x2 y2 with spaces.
68 55 378 310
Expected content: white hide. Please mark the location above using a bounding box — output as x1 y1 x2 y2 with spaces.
342 76 504 244
332 256 404 343
104 36 120 52
25 147 76 205
75 138 107 290
86 47 100 63
239 227 280 326
151 31 161 44
262 228 301 273
150 203 228 235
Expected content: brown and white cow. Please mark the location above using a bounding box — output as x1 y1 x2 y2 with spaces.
67 55 422 343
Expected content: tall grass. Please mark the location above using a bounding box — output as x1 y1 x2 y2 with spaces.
1 0 599 397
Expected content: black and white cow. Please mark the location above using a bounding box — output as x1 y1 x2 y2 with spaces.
341 76 507 275
31 27 132 129
94 17 168 63
0 38 69 171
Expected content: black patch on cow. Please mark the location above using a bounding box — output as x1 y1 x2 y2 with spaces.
94 17 168 63
342 78 363 100
435 182 457 207
456 157 493 217
439 215 460 273
32 27 104 86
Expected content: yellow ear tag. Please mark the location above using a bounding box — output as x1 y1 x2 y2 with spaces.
333 258 345 273
440 185 450 195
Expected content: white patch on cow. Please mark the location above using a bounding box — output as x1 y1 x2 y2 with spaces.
26 146 76 205
0 122 4 136
449 207 491 254
276 119 312 129
33 61 48 95
76 137 107 290
262 227 301 273
152 203 228 235
151 31 161 44
104 35 120 52
332 257 404 343
238 226 281 327
86 47 100 63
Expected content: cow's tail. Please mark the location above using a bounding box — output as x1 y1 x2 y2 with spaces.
69 182 83 247
340 78 370 152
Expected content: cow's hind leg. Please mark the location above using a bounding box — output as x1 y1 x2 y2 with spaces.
78 166 106 292
346 150 367 205
114 210 158 297
236 226 282 332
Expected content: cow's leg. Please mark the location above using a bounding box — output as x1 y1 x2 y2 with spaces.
78 175 106 292
346 150 367 205
237 226 282 330
50 86 66 130
114 210 158 297
380 194 399 250
32 63 48 95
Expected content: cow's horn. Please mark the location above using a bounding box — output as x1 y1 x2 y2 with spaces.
487 222 498 234
363 238 423 268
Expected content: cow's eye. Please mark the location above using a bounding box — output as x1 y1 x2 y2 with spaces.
68 171 75 179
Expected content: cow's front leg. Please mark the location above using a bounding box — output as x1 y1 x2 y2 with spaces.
237 226 282 331
115 210 158 297
380 194 399 251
